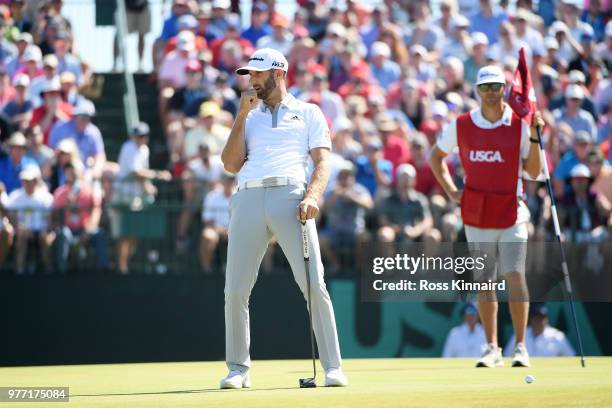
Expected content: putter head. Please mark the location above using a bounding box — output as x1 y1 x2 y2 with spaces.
299 377 316 388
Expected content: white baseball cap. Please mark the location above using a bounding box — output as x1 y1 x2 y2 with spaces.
371 41 391 58
12 73 30 87
471 31 489 46
544 36 559 50
568 70 586 84
396 163 416 178
176 31 195 51
570 163 591 178
333 116 352 133
606 21 612 38
236 48 288 75
565 84 584 99
19 165 41 181
475 65 506 85
327 22 347 37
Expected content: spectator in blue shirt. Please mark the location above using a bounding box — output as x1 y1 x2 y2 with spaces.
48 101 105 178
369 41 401 89
553 131 593 196
159 0 192 42
241 2 271 46
355 139 393 198
0 132 38 194
53 32 82 86
469 0 508 44
2 74 32 131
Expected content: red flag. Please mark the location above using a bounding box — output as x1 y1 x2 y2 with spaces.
508 48 537 124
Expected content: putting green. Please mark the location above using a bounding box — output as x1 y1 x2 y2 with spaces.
1 357 610 407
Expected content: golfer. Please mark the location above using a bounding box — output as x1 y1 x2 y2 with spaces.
219 48 347 388
430 65 543 368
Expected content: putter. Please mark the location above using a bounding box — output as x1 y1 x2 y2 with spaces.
299 221 317 388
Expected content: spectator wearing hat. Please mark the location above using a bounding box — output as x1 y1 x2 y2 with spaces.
553 84 597 143
192 4 219 45
319 161 373 273
183 101 230 159
375 112 410 171
549 70 597 119
166 59 210 119
403 1 444 59
504 304 576 357
53 32 82 86
52 160 109 273
376 163 438 243
199 171 234 273
355 138 393 199
442 303 487 358
241 2 272 46
581 0 606 42
209 14 254 68
2 74 32 130
369 41 401 89
442 13 472 62
209 0 233 32
59 71 86 107
30 77 72 144
0 132 38 193
560 163 610 242
152 0 194 71
162 14 208 56
48 100 104 177
47 138 82 193
409 132 449 197
553 130 594 195
4 32 32 77
4 165 54 274
29 54 59 108
256 13 293 56
158 30 197 89
468 0 509 45
513 8 544 56
464 32 490 85
113 122 171 274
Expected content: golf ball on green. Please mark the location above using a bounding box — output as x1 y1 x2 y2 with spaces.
525 375 535 384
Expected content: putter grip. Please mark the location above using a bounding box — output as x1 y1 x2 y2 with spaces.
301 222 309 259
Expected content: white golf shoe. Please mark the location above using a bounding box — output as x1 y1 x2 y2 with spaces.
512 343 531 367
220 370 251 389
476 343 504 368
324 368 349 387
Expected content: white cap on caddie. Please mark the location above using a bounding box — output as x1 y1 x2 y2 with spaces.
475 65 506 85
236 48 288 75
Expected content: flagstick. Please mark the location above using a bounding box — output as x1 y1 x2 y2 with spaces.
534 125 586 368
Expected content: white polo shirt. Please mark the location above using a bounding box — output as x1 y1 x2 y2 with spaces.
238 93 332 185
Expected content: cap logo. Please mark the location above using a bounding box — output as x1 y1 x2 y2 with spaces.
250 57 265 61
271 61 285 68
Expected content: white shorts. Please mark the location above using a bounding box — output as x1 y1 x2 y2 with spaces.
465 219 528 276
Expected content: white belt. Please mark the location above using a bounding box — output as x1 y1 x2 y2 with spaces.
236 176 305 192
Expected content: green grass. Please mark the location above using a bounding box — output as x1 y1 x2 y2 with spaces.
1 358 610 407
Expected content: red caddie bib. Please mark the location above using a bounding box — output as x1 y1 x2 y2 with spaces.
457 111 522 229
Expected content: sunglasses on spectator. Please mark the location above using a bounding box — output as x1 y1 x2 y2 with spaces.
478 83 504 92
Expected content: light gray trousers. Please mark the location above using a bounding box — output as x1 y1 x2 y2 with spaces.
225 184 342 372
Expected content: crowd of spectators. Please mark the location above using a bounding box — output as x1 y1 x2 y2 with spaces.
1 0 611 274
